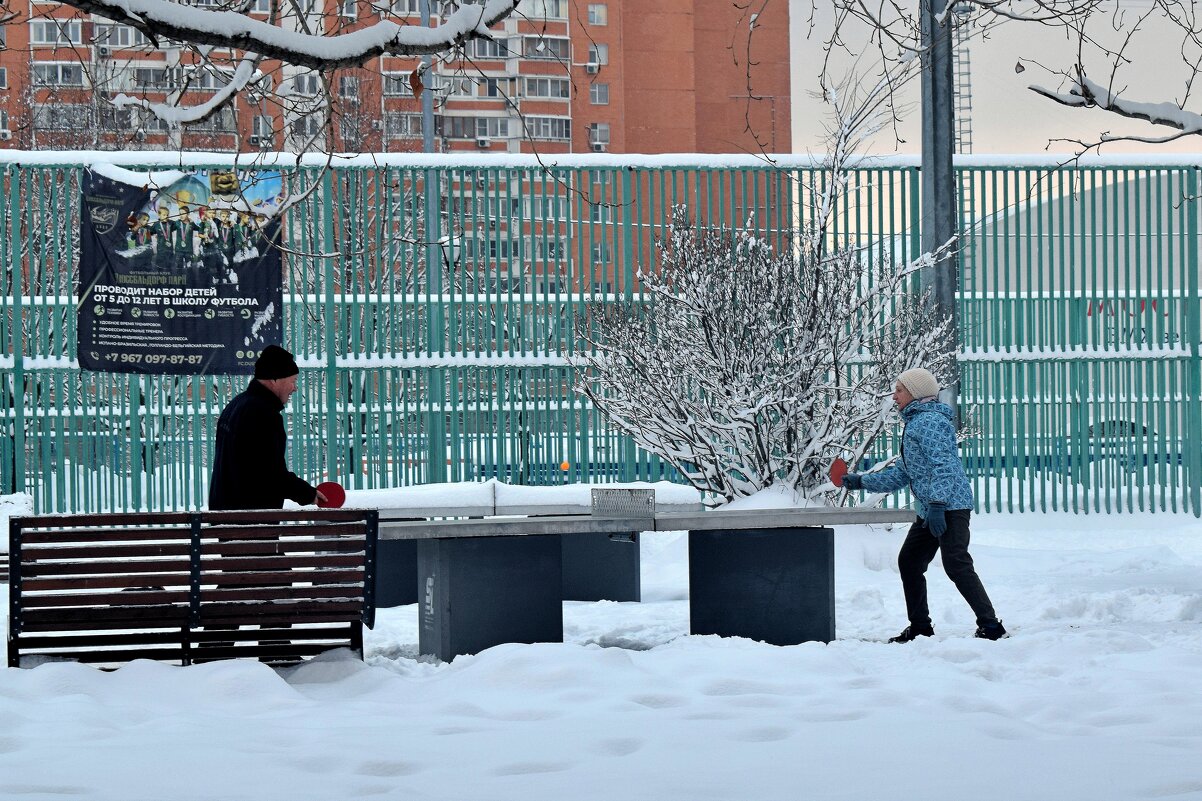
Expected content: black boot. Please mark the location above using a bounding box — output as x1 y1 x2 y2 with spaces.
888 624 934 643
974 621 1008 641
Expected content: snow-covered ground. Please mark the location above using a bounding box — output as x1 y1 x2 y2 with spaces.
2 497 1201 800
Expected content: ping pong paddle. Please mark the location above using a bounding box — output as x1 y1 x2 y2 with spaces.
829 458 849 488
316 481 346 508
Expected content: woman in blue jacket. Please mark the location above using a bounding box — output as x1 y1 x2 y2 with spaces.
842 368 1007 643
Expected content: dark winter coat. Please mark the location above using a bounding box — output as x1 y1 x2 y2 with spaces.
858 399 975 515
208 379 316 510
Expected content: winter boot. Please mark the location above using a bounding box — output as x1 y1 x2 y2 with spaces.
974 621 1008 641
888 624 934 643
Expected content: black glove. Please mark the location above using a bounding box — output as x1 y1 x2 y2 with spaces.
841 473 863 490
925 502 947 538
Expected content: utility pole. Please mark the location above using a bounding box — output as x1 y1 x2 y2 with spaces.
920 0 959 415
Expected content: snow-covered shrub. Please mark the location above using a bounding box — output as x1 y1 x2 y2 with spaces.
573 204 954 506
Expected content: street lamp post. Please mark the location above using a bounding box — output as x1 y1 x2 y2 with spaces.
920 0 959 416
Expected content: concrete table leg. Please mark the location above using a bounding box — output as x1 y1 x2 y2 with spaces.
375 538 418 607
418 534 563 661
688 526 834 645
561 531 641 602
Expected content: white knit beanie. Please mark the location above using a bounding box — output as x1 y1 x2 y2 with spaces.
897 368 940 399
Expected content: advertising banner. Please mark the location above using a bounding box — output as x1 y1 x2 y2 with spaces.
78 166 284 375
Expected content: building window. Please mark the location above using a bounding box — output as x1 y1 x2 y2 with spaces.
0 26 6 49
525 0 566 18
443 76 475 98
177 68 223 92
522 36 570 61
587 3 607 24
391 0 421 14
339 76 360 99
470 37 513 59
32 63 85 87
340 116 364 149
252 115 274 138
385 112 422 138
291 114 323 139
339 0 356 16
93 24 149 48
33 103 92 130
588 43 609 65
589 122 610 145
185 107 236 132
437 115 509 139
292 73 321 95
589 83 609 105
0 68 7 90
100 107 169 132
525 195 568 220
479 78 508 97
480 117 509 138
525 77 570 99
536 238 566 260
591 242 610 263
526 115 570 140
383 73 414 96
133 67 175 91
252 0 271 12
30 20 82 46
0 111 9 132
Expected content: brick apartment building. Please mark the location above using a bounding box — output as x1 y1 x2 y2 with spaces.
0 0 790 155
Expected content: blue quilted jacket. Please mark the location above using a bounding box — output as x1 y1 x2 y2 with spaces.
859 399 974 516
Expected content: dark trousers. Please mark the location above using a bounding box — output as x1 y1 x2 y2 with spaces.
898 509 998 628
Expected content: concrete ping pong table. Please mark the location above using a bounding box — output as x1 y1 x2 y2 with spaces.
377 495 915 661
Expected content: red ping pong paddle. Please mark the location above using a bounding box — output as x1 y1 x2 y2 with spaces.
828 458 849 488
316 481 346 508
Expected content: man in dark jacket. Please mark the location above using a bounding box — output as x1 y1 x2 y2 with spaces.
209 345 327 510
841 368 1007 643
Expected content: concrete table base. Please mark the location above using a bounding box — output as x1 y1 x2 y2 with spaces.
688 526 834 645
418 534 563 661
561 531 641 602
375 538 418 607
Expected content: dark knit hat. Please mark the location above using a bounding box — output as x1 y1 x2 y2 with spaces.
254 345 299 380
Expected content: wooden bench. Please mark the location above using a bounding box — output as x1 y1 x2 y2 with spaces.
7 508 378 668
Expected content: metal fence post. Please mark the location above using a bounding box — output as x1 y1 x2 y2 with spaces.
426 166 446 483
10 165 24 495
1187 168 1201 515
322 169 339 483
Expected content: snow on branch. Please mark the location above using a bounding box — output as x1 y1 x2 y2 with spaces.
58 0 520 70
111 53 265 126
1030 74 1202 135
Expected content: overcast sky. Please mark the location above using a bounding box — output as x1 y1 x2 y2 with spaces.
789 0 1202 156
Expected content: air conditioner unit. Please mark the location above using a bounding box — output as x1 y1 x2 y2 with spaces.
133 131 146 143
591 142 606 153
96 46 111 58
370 119 382 131
249 135 261 145
0 130 11 141
476 137 491 148
585 63 599 74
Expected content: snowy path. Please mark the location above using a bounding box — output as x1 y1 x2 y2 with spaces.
2 512 1201 800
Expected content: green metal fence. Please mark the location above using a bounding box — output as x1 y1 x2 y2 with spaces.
1 153 1198 515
